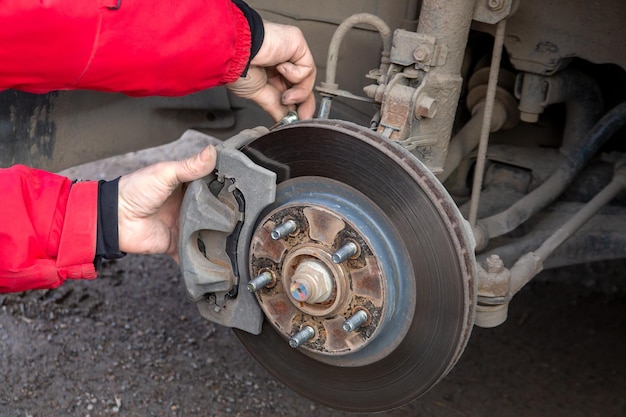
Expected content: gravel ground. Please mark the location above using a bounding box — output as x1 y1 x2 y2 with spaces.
1 133 625 417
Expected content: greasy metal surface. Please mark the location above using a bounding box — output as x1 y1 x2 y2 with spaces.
234 120 476 412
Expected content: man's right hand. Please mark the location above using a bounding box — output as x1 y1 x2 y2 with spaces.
227 21 317 122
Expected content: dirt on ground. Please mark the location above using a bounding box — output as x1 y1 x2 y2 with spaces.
1 133 625 417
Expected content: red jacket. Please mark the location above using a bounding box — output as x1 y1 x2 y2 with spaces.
0 0 253 292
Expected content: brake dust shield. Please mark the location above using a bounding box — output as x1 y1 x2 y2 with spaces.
232 120 476 412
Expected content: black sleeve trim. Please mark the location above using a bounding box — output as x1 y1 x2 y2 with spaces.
94 177 126 269
231 0 265 77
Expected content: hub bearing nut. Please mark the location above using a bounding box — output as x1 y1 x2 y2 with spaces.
290 259 334 303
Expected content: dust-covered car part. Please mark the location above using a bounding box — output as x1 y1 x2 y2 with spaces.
179 120 476 412
178 127 277 335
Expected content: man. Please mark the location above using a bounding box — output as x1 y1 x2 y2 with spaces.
0 0 316 292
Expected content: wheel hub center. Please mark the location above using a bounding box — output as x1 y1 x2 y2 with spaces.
248 202 386 356
289 259 333 303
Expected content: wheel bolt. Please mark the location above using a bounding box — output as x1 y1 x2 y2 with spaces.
270 220 297 240
289 326 315 348
342 310 369 332
247 271 273 292
332 241 358 263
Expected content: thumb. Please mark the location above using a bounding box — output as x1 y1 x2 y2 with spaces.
171 145 217 185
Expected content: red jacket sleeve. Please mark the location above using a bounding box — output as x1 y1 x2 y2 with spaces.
0 166 98 293
0 0 251 96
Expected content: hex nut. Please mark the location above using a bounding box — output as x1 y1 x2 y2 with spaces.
413 46 430 62
290 259 334 304
415 95 438 119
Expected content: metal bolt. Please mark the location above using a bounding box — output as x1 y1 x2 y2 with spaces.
342 310 370 332
415 94 438 119
488 0 505 11
318 96 333 119
271 220 297 240
485 254 505 274
413 46 430 62
270 110 299 130
247 271 273 292
289 260 334 303
332 241 359 264
289 326 315 348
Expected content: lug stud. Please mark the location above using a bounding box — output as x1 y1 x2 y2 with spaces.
289 326 315 348
270 220 297 240
342 310 369 332
332 241 359 264
247 271 273 292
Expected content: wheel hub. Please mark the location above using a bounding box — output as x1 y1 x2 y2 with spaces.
248 177 411 362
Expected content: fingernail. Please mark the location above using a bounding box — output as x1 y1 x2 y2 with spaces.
199 146 214 162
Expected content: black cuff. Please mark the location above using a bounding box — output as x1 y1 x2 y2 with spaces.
231 0 265 77
94 177 126 269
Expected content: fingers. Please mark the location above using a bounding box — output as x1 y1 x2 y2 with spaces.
227 67 289 121
277 62 316 119
294 92 316 120
174 145 217 184
249 21 317 120
155 145 217 189
254 84 291 121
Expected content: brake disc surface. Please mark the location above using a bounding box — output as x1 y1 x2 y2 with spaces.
235 120 476 412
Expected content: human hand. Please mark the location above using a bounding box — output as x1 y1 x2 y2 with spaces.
117 146 217 262
227 21 316 121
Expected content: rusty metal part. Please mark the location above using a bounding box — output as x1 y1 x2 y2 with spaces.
249 195 393 361
234 120 476 412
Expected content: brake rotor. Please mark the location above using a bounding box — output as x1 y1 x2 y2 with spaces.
234 120 476 412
